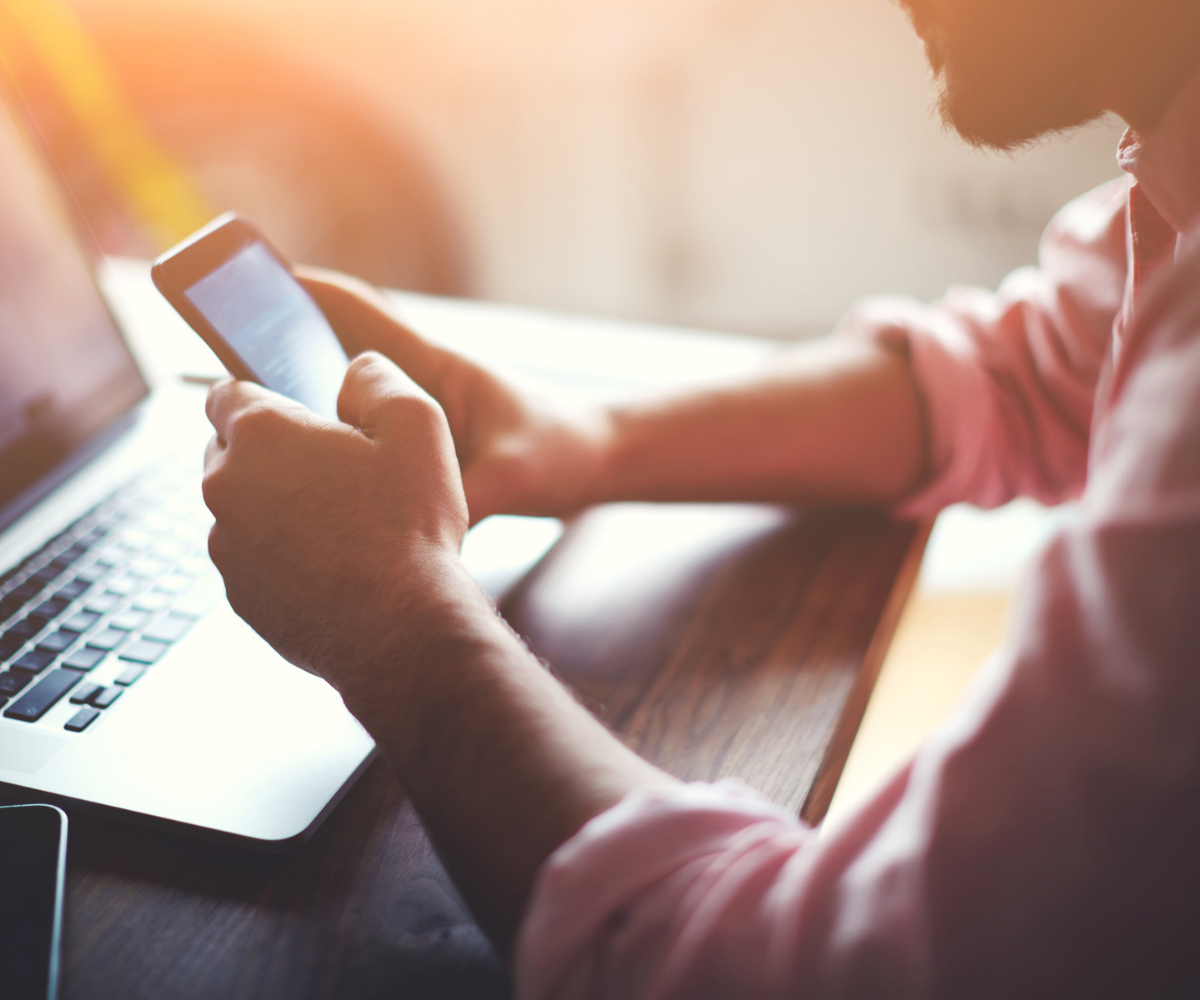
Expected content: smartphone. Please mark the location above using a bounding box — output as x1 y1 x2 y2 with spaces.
151 212 350 420
0 804 67 1000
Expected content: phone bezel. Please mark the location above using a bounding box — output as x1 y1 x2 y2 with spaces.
150 212 305 386
0 803 67 1000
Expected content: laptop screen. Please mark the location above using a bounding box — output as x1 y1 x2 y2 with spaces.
0 84 147 516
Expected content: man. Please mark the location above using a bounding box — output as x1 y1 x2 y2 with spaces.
200 0 1200 994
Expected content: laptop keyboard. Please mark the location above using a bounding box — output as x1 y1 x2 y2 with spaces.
0 455 221 732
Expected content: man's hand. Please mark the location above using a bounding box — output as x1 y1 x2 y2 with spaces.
203 350 473 700
202 348 673 948
298 267 612 524
298 266 928 514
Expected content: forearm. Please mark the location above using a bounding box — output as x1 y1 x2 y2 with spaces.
589 335 926 508
337 557 675 951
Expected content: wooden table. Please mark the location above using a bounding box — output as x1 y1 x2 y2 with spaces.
56 503 924 1000
54 267 928 999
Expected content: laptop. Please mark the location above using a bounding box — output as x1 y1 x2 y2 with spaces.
0 77 379 848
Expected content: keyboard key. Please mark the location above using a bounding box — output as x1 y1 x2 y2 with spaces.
11 581 43 602
84 592 121 615
62 611 101 634
110 610 150 632
29 566 61 586
142 613 193 644
117 530 153 552
74 566 108 586
113 665 145 687
0 672 31 696
32 597 69 620
177 556 210 578
91 686 122 709
105 577 139 596
0 638 21 662
64 707 100 732
132 591 171 613
165 496 199 519
69 682 103 704
172 574 222 618
118 639 169 665
8 616 46 640
128 557 169 579
142 514 177 538
35 630 77 655
62 647 106 672
0 596 24 622
4 669 79 721
3 632 29 654
12 649 56 674
154 574 191 595
179 518 212 542
55 579 91 601
78 529 109 549
86 628 128 652
152 539 188 561
63 540 92 560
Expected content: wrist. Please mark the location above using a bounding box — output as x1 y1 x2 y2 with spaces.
497 400 620 517
326 548 474 697
583 400 643 506
331 552 512 744
565 403 620 510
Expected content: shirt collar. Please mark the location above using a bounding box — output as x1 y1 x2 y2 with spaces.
1117 64 1200 234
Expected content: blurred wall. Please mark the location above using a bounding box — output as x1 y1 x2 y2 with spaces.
74 0 1126 337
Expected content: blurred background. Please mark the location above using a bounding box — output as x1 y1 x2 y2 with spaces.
10 0 1124 339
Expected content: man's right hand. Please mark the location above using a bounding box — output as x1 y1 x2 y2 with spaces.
298 266 613 524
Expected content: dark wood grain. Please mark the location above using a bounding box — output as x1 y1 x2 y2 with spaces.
57 762 510 1000
51 502 922 1000
502 503 925 817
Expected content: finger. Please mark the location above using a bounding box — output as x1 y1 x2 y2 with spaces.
203 432 223 471
206 521 233 582
296 267 452 394
338 351 434 438
460 472 495 528
205 379 306 439
203 378 235 443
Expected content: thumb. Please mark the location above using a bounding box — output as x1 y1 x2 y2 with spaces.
337 350 437 438
296 266 451 397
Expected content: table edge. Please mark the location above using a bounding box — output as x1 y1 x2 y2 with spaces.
800 516 935 824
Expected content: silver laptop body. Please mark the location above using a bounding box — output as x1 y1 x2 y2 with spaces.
0 75 374 849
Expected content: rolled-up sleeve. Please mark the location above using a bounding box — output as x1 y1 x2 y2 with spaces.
516 206 1200 1000
842 177 1128 517
516 781 818 1000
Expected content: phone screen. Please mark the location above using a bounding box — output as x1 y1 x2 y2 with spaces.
0 804 66 1000
182 242 349 420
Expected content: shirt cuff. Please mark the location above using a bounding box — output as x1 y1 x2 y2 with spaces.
514 779 809 1000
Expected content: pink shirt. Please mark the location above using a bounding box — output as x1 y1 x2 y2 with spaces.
514 69 1200 999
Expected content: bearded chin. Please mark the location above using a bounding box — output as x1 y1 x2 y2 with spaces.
934 78 1024 152
934 67 1095 153
930 38 1105 153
